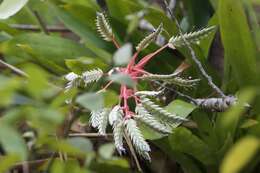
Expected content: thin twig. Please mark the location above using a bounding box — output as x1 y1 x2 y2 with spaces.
163 0 226 98
123 130 143 173
32 10 50 35
152 80 197 104
0 59 29 77
10 24 70 33
68 133 113 138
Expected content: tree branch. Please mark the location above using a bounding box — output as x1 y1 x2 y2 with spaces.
10 24 70 33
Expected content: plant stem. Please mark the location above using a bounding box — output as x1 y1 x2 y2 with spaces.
10 24 70 33
163 0 226 98
32 10 50 35
0 59 29 77
68 133 113 138
123 130 143 172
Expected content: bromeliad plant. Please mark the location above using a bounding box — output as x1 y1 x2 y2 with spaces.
64 12 221 160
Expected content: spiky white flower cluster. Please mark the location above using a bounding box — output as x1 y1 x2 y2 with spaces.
169 26 216 47
141 73 200 88
89 105 153 161
64 69 103 91
62 12 220 162
96 12 114 42
88 91 189 160
136 23 163 52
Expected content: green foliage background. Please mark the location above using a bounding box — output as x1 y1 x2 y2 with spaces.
0 0 260 172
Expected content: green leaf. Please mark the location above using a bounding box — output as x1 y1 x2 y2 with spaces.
169 127 216 165
49 3 106 48
219 0 257 87
98 143 115 160
216 88 256 143
220 136 260 173
23 64 48 98
76 92 104 111
138 122 167 140
65 57 108 74
166 99 197 128
0 155 20 173
154 138 203 173
0 75 21 106
104 90 119 107
108 73 135 88
0 33 92 65
51 160 86 173
67 137 93 153
165 99 197 118
0 0 28 19
243 0 260 52
113 43 132 66
0 123 28 160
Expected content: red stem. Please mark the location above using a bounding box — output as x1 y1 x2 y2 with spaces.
127 51 139 72
135 44 168 69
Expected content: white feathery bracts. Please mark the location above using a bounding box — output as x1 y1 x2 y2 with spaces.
113 120 125 154
88 98 189 160
96 12 114 42
64 72 82 92
135 90 163 97
139 95 188 122
109 105 123 126
125 119 151 161
140 73 200 88
169 26 216 47
64 69 103 91
136 23 163 52
82 69 103 85
90 108 110 135
135 104 171 134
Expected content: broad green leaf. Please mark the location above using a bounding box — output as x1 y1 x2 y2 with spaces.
0 33 92 65
27 107 64 134
65 57 108 74
243 0 260 52
67 137 93 153
0 123 28 160
108 73 135 88
76 92 104 111
49 3 108 49
51 160 86 173
0 155 20 173
166 99 197 118
138 122 167 140
169 127 216 165
182 0 213 28
113 43 132 66
199 14 218 59
154 138 203 173
0 0 28 19
165 99 197 128
219 0 257 86
216 88 256 143
220 136 260 173
23 64 48 98
98 143 115 160
104 90 118 107
0 75 21 106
